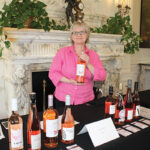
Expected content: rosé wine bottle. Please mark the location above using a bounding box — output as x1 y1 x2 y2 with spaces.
43 94 59 148
8 98 24 150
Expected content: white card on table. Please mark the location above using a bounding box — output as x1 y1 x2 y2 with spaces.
131 121 148 129
0 125 5 140
123 124 140 133
78 118 119 147
139 118 150 125
117 128 132 137
66 144 84 150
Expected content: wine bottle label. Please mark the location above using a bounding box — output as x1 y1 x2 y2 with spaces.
105 102 111 113
11 124 23 148
62 127 74 141
115 109 125 122
119 109 125 122
109 105 115 114
46 119 58 137
28 130 41 149
126 109 133 120
135 105 140 116
76 64 85 76
133 103 135 115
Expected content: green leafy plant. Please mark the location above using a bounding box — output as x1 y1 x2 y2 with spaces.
0 0 51 57
50 20 68 31
90 12 142 54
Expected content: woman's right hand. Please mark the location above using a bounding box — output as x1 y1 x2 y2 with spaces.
60 77 84 85
70 79 85 85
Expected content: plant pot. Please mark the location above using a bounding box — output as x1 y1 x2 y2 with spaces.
24 17 32 28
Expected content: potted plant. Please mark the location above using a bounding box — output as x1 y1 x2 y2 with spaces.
90 12 142 54
0 0 51 57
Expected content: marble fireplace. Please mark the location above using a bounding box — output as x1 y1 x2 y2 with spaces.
2 28 124 116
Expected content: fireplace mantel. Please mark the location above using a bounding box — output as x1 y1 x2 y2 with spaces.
2 27 124 116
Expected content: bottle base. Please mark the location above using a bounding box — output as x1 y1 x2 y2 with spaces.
44 143 58 149
115 121 124 126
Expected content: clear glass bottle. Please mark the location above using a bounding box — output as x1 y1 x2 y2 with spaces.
115 83 125 125
43 95 59 148
8 98 24 150
61 95 74 144
105 86 116 121
27 92 41 150
76 51 86 83
133 82 140 119
125 80 133 122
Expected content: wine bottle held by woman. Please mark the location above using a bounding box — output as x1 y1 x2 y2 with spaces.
61 95 75 144
27 92 41 150
8 98 24 150
133 82 140 119
43 94 59 148
76 51 86 83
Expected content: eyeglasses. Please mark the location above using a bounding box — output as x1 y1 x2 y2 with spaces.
72 31 87 35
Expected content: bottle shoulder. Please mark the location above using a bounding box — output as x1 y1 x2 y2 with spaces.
43 108 59 119
62 108 74 123
8 113 22 124
106 96 116 104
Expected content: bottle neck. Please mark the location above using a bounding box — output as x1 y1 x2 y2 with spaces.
118 94 123 105
48 106 54 109
65 104 71 109
31 103 38 118
134 89 139 95
127 88 132 103
64 105 72 116
48 97 53 109
12 110 18 115
109 93 113 97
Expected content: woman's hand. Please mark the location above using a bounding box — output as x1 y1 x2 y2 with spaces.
80 53 89 64
70 79 85 85
60 77 85 85
80 53 94 75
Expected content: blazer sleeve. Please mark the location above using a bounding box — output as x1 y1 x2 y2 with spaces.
49 49 64 86
90 51 107 81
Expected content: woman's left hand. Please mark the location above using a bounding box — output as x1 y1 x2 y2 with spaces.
80 53 89 64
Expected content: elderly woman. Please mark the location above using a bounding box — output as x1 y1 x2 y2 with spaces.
49 22 107 108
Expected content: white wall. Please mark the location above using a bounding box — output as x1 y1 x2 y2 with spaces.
0 60 8 119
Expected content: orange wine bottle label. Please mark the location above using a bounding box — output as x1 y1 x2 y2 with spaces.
115 110 119 119
133 103 135 115
105 102 111 114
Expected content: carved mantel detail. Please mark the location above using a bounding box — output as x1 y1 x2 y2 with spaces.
2 28 124 116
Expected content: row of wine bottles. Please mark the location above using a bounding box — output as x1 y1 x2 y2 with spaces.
105 80 140 125
8 93 74 150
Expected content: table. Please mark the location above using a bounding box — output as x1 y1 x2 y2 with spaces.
1 99 150 150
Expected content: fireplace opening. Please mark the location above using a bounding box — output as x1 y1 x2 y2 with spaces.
32 71 55 112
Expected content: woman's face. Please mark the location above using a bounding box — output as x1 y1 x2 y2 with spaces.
71 26 88 45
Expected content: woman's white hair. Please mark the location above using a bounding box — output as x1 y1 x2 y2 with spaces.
70 21 90 44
